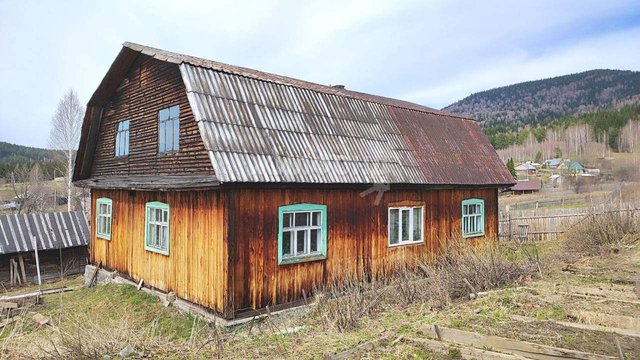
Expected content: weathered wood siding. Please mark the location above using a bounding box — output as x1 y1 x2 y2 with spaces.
90 55 213 177
90 187 497 317
228 187 499 312
90 189 229 316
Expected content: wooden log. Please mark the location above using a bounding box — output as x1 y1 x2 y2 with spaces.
421 324 617 360
18 255 26 284
0 287 74 303
88 261 102 288
9 259 14 286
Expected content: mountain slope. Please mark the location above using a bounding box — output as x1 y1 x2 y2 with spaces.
443 69 640 129
0 141 56 178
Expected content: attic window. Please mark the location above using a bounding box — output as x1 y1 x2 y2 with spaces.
115 120 130 157
158 105 179 153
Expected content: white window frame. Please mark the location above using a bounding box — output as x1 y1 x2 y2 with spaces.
281 210 323 259
388 206 424 247
115 120 130 157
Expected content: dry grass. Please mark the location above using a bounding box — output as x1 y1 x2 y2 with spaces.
564 210 640 256
313 235 538 332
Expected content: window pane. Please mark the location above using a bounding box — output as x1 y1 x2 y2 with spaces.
283 213 292 228
401 209 410 243
296 230 307 254
282 231 292 256
123 120 129 130
149 223 156 245
312 211 321 226
159 108 169 121
163 209 168 223
106 217 111 235
115 131 121 156
389 209 399 245
294 212 309 227
310 229 319 252
170 105 179 119
165 120 172 151
173 119 180 151
162 226 168 248
413 207 422 241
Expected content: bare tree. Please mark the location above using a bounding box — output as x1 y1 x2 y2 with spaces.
48 89 84 212
10 163 47 214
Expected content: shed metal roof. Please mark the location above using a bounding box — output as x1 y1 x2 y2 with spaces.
0 211 89 254
75 42 515 187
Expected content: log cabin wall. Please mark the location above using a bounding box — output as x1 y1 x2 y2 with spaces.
228 187 498 313
90 189 230 316
90 55 213 177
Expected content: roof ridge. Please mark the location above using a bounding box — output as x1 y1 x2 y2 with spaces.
123 42 471 121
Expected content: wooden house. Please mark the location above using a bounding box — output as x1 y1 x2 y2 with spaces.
73 43 515 319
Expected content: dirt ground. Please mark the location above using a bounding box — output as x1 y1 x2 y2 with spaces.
0 229 638 359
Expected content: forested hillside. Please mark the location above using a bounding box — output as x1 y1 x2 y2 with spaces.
444 69 640 130
0 141 59 179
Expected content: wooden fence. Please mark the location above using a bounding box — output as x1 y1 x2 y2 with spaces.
498 201 640 242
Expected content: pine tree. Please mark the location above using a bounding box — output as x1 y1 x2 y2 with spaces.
507 158 517 179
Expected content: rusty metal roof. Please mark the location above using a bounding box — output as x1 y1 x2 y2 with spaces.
77 42 515 186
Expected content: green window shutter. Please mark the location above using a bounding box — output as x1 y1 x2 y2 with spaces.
144 201 170 256
461 198 485 238
278 203 327 265
96 198 112 240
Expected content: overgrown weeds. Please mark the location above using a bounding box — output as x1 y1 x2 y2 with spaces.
314 236 537 332
564 210 639 256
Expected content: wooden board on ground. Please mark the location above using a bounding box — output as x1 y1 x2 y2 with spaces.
405 337 529 360
568 310 640 331
510 315 640 338
0 301 18 309
32 313 49 326
421 324 616 360
0 315 21 328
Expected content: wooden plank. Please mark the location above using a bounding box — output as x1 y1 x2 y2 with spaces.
405 337 528 360
18 255 26 284
88 261 102 288
0 302 18 309
0 315 21 328
32 313 49 326
510 315 640 338
421 324 617 360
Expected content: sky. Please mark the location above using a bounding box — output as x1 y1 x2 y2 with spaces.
1 0 640 148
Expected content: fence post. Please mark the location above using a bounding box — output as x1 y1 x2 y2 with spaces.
508 210 512 243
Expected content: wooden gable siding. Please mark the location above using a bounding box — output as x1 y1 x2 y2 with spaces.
228 187 498 312
90 189 230 316
89 55 213 178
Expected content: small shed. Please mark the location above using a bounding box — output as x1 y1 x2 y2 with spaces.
509 179 542 195
0 211 89 285
515 163 537 177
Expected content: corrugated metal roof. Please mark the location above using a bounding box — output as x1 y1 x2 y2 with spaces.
77 42 515 186
0 211 89 254
510 180 542 191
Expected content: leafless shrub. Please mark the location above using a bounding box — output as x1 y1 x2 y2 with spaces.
313 272 386 332
564 211 639 256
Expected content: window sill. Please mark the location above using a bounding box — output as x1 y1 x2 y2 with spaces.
145 246 170 256
279 254 326 265
463 233 485 239
388 240 424 248
96 234 111 241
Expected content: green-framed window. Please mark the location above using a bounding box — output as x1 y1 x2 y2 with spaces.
96 198 112 240
388 206 424 246
145 202 170 256
462 199 484 238
278 204 327 265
